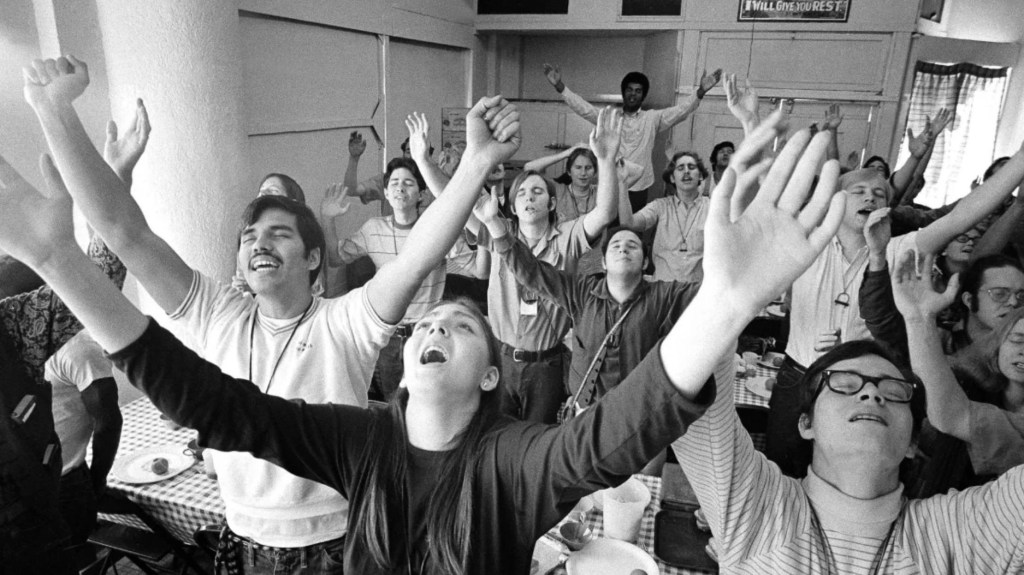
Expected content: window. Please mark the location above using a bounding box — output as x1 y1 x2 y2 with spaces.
622 0 682 16
896 61 1010 207
478 0 569 14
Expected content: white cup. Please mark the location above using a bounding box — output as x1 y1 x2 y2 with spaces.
201 448 217 479
602 477 650 542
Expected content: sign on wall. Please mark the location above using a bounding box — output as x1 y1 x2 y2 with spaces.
441 108 468 155
738 0 850 22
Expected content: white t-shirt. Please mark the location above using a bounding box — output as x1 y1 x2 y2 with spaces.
45 330 113 475
169 271 394 547
786 232 917 367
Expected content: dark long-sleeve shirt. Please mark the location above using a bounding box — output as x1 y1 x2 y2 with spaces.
492 232 700 400
111 320 715 574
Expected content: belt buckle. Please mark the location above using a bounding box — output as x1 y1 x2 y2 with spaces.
512 349 526 362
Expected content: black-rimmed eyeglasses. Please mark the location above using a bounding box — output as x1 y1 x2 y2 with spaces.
814 370 916 403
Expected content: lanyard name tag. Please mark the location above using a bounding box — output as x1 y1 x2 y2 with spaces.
520 298 538 316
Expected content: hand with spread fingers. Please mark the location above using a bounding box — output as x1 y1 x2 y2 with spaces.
703 109 846 315
543 63 564 92
319 183 352 220
405 112 431 164
892 250 958 323
724 73 759 130
698 68 723 98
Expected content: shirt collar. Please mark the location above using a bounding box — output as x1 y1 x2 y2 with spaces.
592 276 650 302
802 466 904 538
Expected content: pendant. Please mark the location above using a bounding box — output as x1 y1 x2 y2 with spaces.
834 292 850 307
680 239 688 252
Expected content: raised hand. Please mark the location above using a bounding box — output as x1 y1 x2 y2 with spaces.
472 186 501 225
724 73 759 127
863 207 892 254
906 126 933 158
319 183 352 219
703 110 845 315
348 131 366 157
892 250 958 322
542 63 563 91
463 95 521 168
931 107 954 134
23 55 89 110
821 103 843 131
0 153 77 268
589 107 622 163
404 112 431 162
104 98 151 184
698 68 723 98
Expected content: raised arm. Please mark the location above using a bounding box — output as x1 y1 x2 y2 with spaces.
102 98 150 187
859 207 909 356
24 56 193 314
477 189 576 312
662 111 845 398
342 131 377 202
724 73 760 136
658 68 721 130
365 96 521 324
818 103 843 162
545 63 599 124
893 251 970 439
971 179 1024 261
405 112 450 198
581 108 622 242
914 142 1024 255
523 143 586 174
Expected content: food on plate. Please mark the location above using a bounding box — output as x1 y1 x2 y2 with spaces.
150 457 169 475
765 377 776 392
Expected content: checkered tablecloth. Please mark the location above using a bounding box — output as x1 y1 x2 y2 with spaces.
100 397 225 543
733 362 776 411
537 474 715 575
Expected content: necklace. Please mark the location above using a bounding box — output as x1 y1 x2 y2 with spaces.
808 499 906 575
248 298 314 394
670 195 703 252
566 183 595 220
832 245 869 309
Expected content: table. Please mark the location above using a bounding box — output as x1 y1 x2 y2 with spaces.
101 398 225 543
732 362 776 411
534 474 715 575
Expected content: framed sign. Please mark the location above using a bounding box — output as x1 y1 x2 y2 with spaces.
738 0 850 22
441 108 468 155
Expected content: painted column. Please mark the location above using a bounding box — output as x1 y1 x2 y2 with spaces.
94 0 249 289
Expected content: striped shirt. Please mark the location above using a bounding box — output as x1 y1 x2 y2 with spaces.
672 357 1024 574
340 216 469 323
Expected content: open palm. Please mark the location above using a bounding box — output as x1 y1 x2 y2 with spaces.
104 99 151 182
703 110 844 315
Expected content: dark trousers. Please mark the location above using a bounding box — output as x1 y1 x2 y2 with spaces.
58 463 97 546
499 348 566 424
765 356 812 478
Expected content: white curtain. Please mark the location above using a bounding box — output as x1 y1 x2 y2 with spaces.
897 62 1009 208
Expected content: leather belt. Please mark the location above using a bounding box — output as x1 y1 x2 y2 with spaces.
500 342 563 363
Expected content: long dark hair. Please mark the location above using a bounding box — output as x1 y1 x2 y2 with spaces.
258 173 306 204
350 298 503 574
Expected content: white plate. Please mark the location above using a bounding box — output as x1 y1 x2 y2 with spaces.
766 303 786 318
756 359 781 370
745 376 774 399
112 445 195 484
567 538 659 575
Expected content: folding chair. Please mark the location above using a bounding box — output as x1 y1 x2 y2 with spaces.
85 493 208 575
